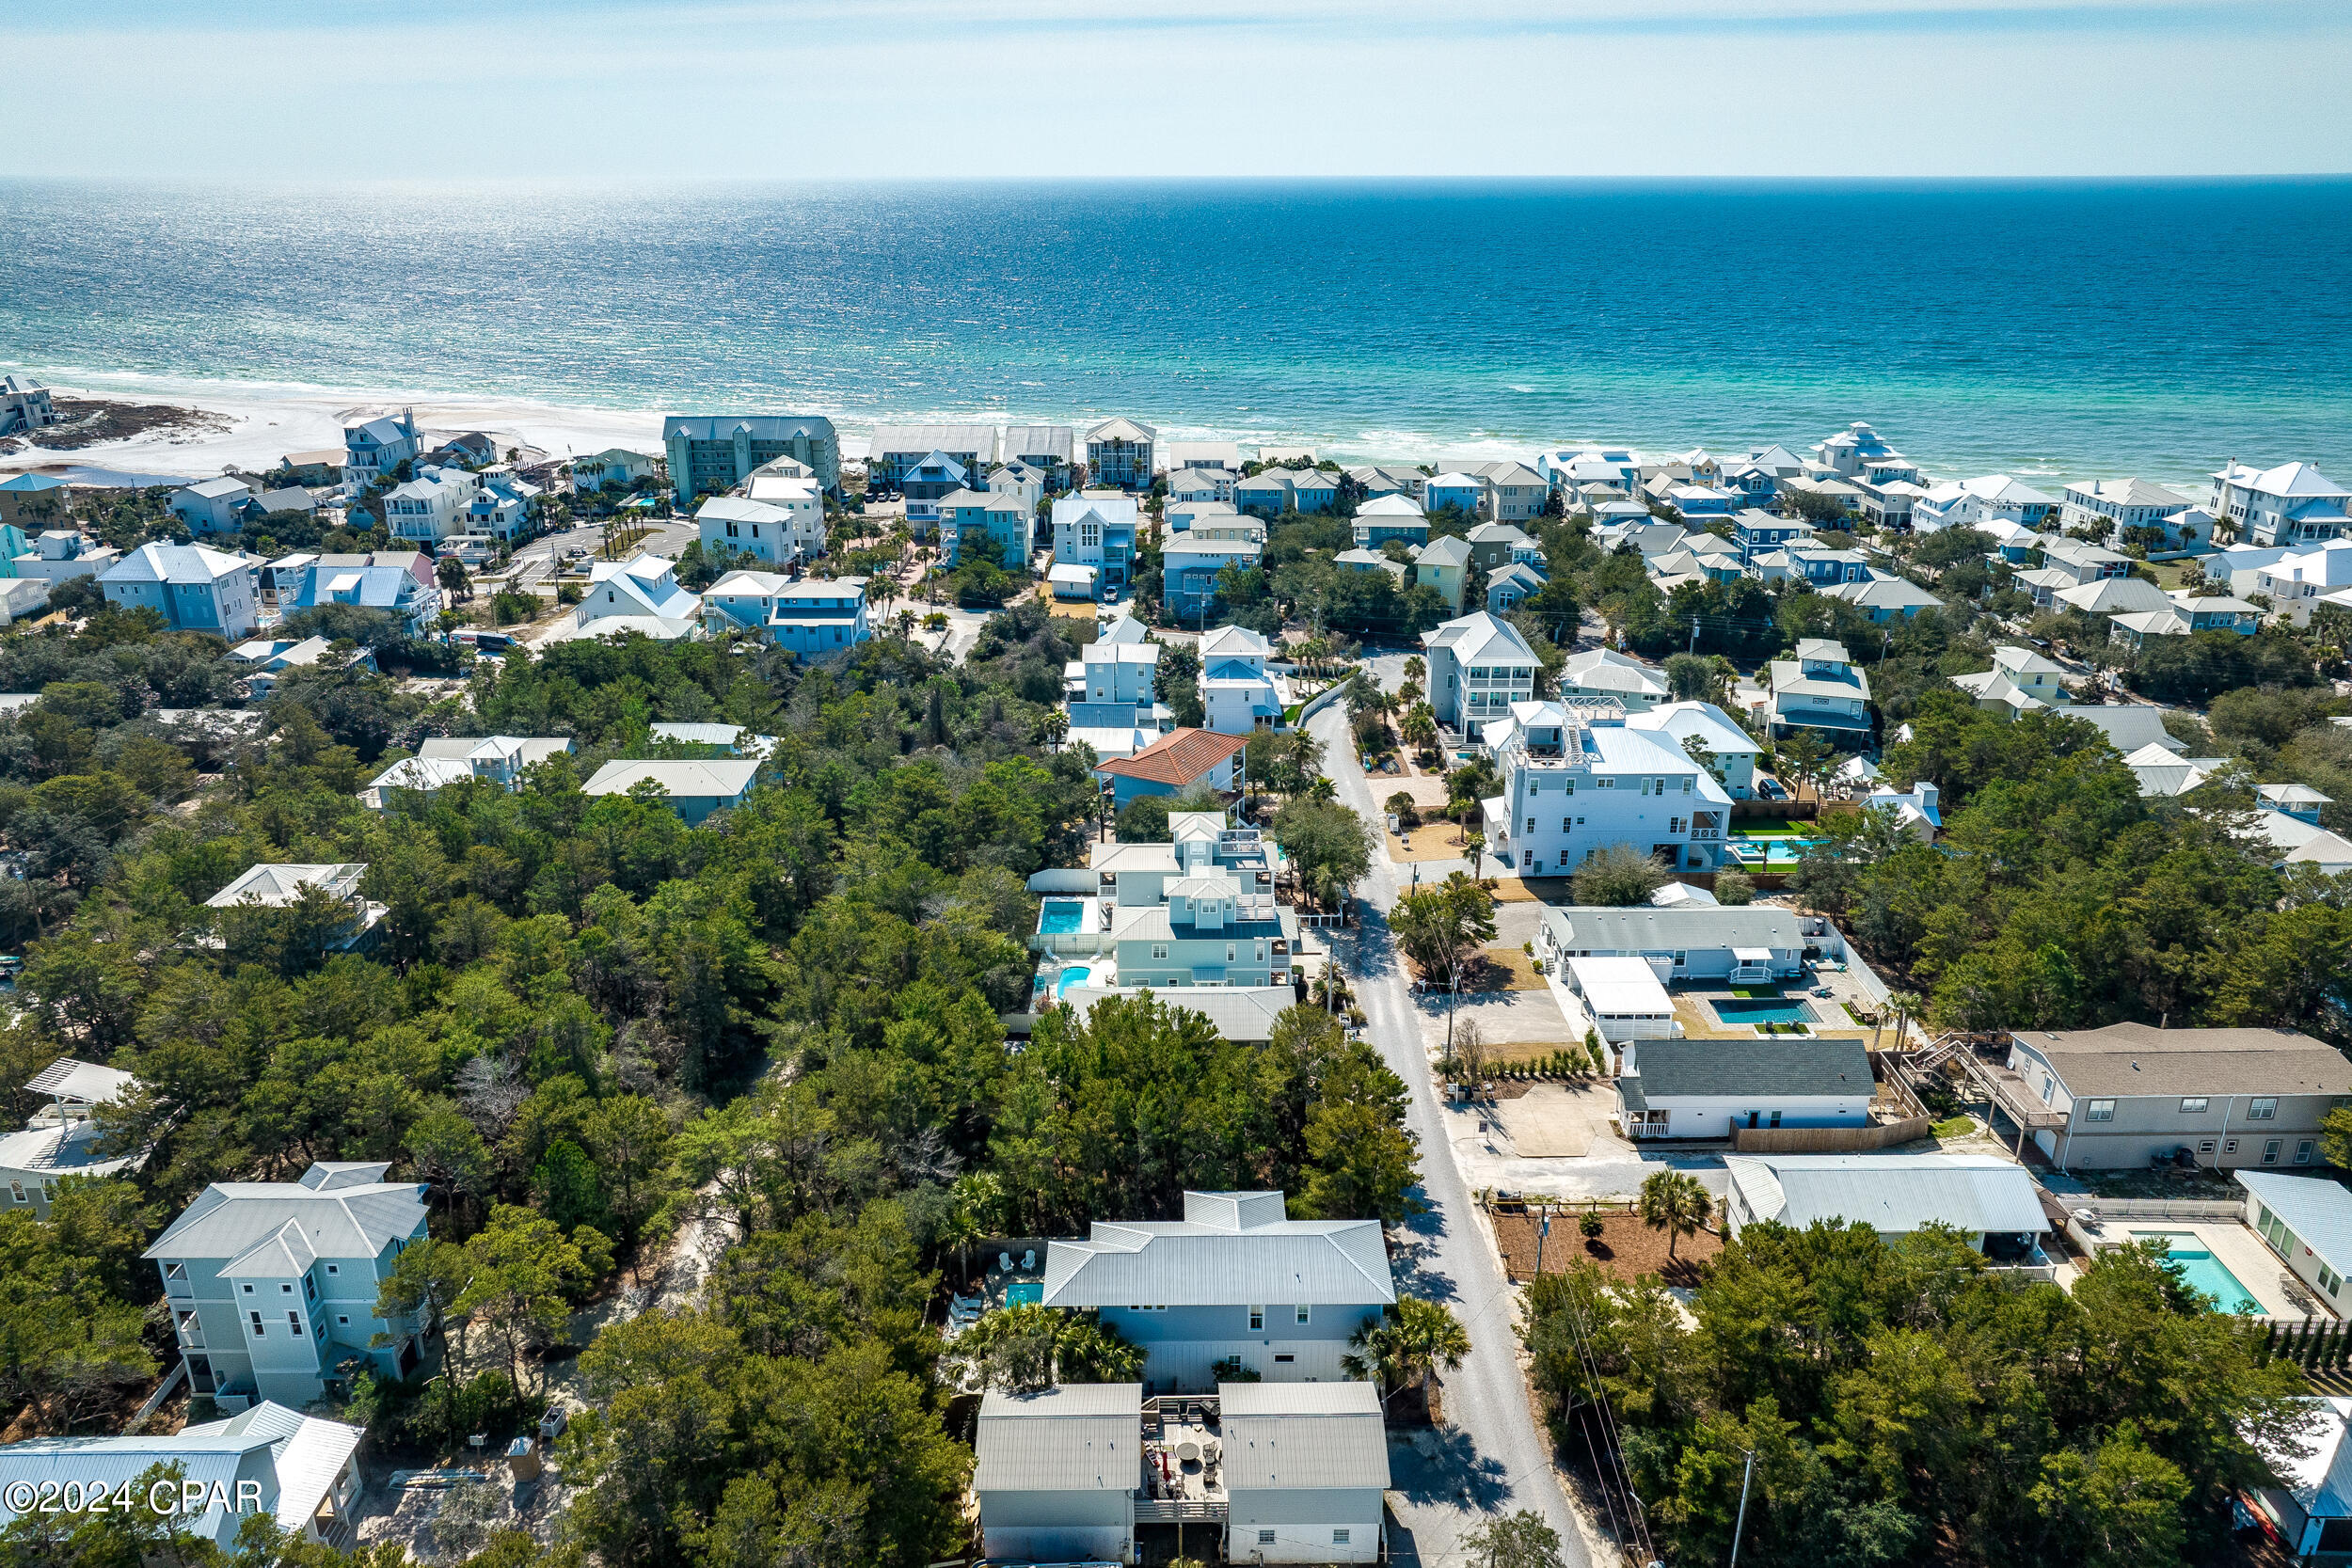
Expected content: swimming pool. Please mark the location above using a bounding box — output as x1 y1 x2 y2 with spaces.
2131 1231 2264 1314
1708 996 1819 1026
1055 964 1098 1000
1040 897 1087 934
1007 1280 1043 1307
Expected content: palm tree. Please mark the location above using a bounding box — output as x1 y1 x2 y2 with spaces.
1401 704 1438 758
1403 654 1426 687
1041 709 1070 752
1637 1169 1713 1260
1342 1297 1470 1414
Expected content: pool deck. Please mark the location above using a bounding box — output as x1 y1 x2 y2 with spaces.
2115 1221 2312 1318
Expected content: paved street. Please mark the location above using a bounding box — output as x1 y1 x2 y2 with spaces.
1310 701 1601 1568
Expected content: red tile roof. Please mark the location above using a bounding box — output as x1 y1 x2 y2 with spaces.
1094 727 1250 786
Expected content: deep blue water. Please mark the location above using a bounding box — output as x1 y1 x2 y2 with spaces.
3 178 2347 485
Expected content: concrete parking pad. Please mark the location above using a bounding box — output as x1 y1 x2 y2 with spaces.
1491 1083 1617 1157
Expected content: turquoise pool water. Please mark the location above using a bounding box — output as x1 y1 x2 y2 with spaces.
1007 1281 1043 1307
1041 897 1086 934
1729 839 1816 868
2132 1231 2263 1314
1710 997 1819 1026
1055 965 1096 999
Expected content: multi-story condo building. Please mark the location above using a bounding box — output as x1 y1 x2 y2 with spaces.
2209 461 2352 546
1420 610 1540 731
1084 419 1157 491
662 414 842 502
144 1161 431 1404
1481 698 1732 877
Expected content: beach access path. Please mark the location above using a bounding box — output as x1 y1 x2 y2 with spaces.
1308 697 1605 1568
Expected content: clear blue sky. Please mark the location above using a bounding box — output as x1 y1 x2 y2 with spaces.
8 0 2349 178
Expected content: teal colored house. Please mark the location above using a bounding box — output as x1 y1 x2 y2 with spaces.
0 523 30 578
1290 470 1339 514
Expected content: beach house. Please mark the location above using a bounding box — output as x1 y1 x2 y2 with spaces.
1619 1037 1875 1141
2108 594 2265 648
168 475 259 536
1093 728 1249 807
1480 698 1732 877
1162 535 1263 621
1421 610 1539 731
279 558 441 636
1043 1190 1393 1389
1557 648 1670 711
340 410 419 497
1910 474 2061 532
1170 467 1237 507
1465 462 1548 523
2059 477 2198 542
0 1058 147 1218
379 465 477 544
1625 700 1760 797
1820 574 1944 622
2210 461 2351 547
144 1161 431 1405
0 374 56 436
1721 1155 2049 1254
572 448 658 493
2004 1022 2352 1171
1487 561 1547 612
580 758 762 823
698 569 870 652
1086 419 1158 491
662 414 842 501
1233 470 1296 518
2249 541 2352 626
1350 494 1429 550
1198 624 1282 735
0 472 70 531
938 487 1032 568
1950 644 2072 715
1053 491 1140 595
696 492 824 569
1408 534 1473 613
1422 471 1484 518
1767 639 1872 738
204 863 387 954
1807 421 1915 483
100 543 259 640
1464 521 1544 570
1731 507 1815 564
573 551 700 635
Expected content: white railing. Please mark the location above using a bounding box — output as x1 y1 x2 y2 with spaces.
1135 1499 1226 1524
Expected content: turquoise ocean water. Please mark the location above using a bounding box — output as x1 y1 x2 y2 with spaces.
2 178 2347 485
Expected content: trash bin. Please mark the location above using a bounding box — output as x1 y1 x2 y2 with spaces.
507 1435 540 1481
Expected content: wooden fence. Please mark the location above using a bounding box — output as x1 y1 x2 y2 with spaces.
1732 1116 1934 1154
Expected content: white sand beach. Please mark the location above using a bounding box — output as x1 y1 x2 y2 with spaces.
0 373 675 485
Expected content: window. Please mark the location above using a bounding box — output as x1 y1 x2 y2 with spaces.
1562 817 1573 833
1527 817 1535 833
2265 1139 2283 1164
1227 944 1237 963
1563 779 1574 796
2249 1098 2279 1120
1597 777 1614 789
1334 1529 1352 1545
2298 1140 2316 1165
280 1283 294 1294
2084 1100 2115 1122
1296 1305 1311 1325
6 1181 20 1204
249 1312 264 1337
2180 1097 2208 1114
1152 944 1168 960
326 1264 338 1276
1682 777 1692 793
304 1276 316 1300
338 1316 350 1326
1248 1307 1264 1331
1260 1531 1278 1546
1274 1354 1295 1363
2226 1138 2240 1154
241 1283 254 1295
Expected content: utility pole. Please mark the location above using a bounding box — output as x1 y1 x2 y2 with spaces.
1535 1212 1549 1277
1690 614 1699 656
1727 1449 1756 1568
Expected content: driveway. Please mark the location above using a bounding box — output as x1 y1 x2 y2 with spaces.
1311 702 1599 1568
1490 1084 1616 1158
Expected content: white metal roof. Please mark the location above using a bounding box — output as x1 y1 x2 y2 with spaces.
1564 957 1674 1019
581 758 761 800
1220 1380 1390 1490
145 1163 425 1262
1725 1154 2047 1236
974 1384 1141 1492
1044 1190 1393 1309
2239 1172 2352 1278
24 1057 135 1105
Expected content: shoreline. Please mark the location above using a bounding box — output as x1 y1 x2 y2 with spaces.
0 368 2220 494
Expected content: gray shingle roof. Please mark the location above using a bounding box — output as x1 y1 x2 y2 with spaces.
1627 1037 1871 1101
2010 1022 2352 1098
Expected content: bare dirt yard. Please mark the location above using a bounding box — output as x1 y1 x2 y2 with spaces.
1492 1209 1724 1288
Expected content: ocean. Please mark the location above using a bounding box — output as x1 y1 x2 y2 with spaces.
3 177 2348 487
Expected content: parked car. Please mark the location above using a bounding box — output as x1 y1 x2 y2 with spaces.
1757 775 1789 800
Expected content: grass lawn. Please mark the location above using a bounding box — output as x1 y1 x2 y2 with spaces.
1730 986 1781 999
1730 818 1807 837
1930 1115 1978 1138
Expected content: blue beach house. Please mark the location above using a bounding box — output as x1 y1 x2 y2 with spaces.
1288 469 1339 515
1424 472 1483 518
1233 471 1294 518
1042 1190 1395 1391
